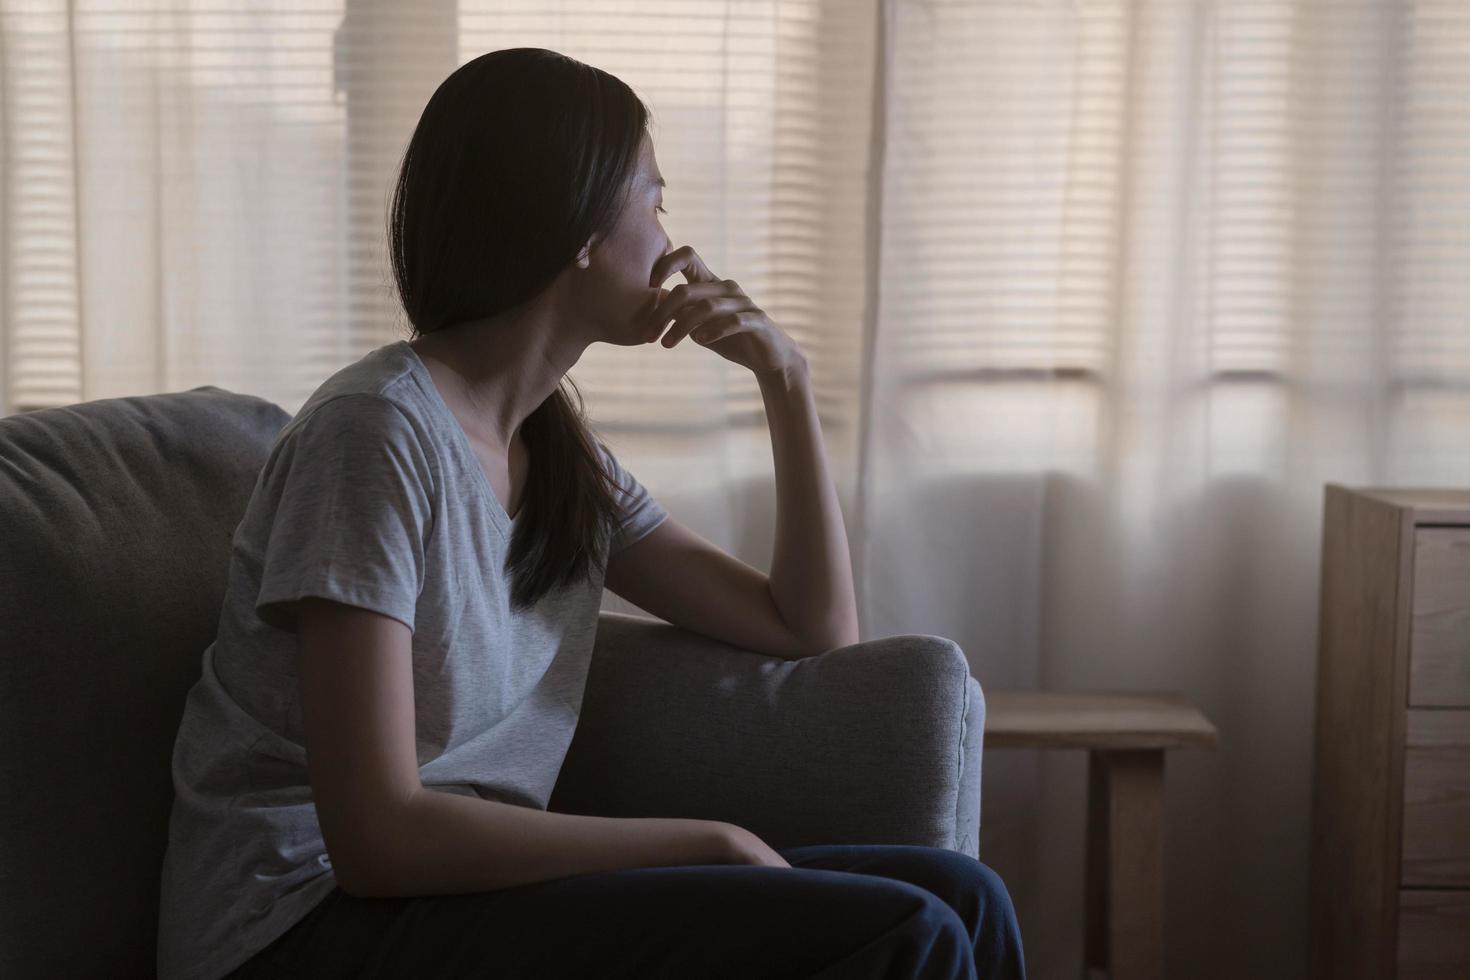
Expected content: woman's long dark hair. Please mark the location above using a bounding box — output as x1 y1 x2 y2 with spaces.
388 48 647 611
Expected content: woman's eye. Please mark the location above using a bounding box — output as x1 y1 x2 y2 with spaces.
655 205 667 214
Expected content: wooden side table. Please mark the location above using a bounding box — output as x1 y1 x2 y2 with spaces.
984 691 1219 980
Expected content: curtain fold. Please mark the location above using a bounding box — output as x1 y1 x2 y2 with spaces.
3 2 1467 977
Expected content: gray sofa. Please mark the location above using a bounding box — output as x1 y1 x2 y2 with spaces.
0 385 986 978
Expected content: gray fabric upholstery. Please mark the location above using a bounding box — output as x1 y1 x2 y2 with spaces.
550 613 986 859
0 386 985 979
1 386 292 980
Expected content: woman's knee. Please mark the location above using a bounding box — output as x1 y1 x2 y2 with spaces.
971 861 1019 918
881 848 1018 916
812 878 974 979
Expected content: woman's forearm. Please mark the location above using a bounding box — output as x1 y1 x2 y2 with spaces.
757 356 860 652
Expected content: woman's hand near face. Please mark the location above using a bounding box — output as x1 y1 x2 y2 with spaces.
646 245 806 379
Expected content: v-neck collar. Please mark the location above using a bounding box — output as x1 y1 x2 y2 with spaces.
396 340 520 534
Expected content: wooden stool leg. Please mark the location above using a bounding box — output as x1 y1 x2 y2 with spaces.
1085 748 1165 980
1085 750 1110 976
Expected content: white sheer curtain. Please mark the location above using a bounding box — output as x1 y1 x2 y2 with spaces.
4 1 1468 977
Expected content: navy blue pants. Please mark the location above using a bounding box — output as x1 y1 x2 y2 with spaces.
228 843 1026 979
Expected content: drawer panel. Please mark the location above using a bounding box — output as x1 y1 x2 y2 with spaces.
1396 889 1470 980
1402 710 1470 887
1409 528 1470 707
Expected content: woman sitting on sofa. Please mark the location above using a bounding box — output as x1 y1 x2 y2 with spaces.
156 45 1026 980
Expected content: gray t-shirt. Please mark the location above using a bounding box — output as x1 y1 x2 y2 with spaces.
156 340 668 980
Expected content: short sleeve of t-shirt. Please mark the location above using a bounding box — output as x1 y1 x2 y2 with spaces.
596 439 669 558
254 393 435 634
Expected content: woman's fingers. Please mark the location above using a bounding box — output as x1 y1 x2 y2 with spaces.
646 245 756 348
657 295 754 348
647 245 718 326
649 244 718 290
648 281 733 337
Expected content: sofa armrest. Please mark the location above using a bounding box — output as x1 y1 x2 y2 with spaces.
548 611 985 858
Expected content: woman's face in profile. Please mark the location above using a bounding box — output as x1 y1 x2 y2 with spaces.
578 128 674 347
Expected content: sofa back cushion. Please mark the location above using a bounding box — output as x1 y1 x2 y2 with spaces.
0 386 288 979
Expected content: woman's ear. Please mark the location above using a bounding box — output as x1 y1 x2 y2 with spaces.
574 238 593 269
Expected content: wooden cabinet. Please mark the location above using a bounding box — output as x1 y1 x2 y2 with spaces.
1310 485 1470 980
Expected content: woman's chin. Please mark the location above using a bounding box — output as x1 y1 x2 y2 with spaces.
606 317 659 347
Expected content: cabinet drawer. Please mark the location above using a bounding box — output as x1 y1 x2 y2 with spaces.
1402 710 1470 887
1409 528 1470 707
1397 889 1470 980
